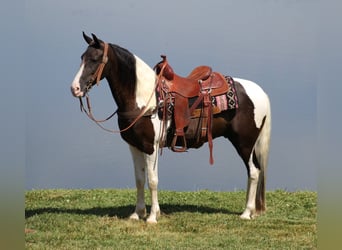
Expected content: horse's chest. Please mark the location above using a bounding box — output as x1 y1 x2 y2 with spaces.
119 117 155 155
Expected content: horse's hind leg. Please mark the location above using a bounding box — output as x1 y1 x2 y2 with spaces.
240 149 261 219
240 116 270 219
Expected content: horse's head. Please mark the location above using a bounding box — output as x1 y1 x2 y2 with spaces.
71 32 109 97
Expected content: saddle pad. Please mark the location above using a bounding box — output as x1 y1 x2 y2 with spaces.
211 76 239 110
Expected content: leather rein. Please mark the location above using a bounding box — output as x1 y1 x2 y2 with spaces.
79 42 156 133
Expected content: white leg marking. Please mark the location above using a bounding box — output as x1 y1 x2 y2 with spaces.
129 116 162 223
240 152 260 220
146 116 162 224
129 146 147 220
146 145 160 224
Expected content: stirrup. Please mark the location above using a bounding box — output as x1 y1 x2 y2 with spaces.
171 134 187 152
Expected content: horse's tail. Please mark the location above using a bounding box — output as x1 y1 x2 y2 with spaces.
254 95 271 213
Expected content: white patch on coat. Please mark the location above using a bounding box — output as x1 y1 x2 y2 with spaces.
134 55 157 110
234 78 270 129
134 55 163 144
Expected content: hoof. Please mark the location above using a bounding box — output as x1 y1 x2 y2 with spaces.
146 216 158 224
240 213 252 220
129 213 140 221
129 207 146 221
146 210 160 224
240 209 256 220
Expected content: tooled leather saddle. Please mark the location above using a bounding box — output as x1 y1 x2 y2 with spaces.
154 55 232 164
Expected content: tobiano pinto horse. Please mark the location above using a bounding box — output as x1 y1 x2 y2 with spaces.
70 33 271 223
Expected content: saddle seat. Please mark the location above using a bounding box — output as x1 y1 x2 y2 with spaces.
187 65 212 81
163 64 229 98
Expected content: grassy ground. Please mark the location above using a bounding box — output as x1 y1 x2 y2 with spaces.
25 189 316 249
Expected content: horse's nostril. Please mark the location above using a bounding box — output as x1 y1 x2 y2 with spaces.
71 86 81 97
72 86 80 92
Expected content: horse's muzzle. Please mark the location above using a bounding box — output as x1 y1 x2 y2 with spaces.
71 86 84 98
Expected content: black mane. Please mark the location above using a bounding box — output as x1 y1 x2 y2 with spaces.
110 44 137 95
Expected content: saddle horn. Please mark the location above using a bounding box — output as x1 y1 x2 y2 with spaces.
157 55 174 80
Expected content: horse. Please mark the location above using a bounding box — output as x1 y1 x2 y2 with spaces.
70 33 271 224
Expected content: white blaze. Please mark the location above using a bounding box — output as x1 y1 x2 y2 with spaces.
71 63 85 97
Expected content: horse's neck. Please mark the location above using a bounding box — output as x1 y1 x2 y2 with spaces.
106 55 157 113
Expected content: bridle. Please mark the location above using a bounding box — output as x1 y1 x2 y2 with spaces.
79 42 157 133
89 42 109 87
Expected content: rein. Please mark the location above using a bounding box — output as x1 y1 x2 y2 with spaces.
79 96 118 132
79 42 158 133
79 93 156 134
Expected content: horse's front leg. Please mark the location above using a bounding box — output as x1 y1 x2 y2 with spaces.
146 147 160 224
129 145 147 220
129 145 160 223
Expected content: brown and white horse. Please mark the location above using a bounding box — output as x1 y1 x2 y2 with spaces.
71 33 271 223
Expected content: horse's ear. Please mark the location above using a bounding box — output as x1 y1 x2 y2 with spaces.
83 31 93 45
91 33 101 47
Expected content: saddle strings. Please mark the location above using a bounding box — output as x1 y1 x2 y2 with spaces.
155 61 171 151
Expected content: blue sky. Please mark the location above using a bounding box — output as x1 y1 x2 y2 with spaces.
14 0 330 191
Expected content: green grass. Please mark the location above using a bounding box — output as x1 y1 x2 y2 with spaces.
25 189 317 249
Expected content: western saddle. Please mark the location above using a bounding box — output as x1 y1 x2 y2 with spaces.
155 55 230 164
